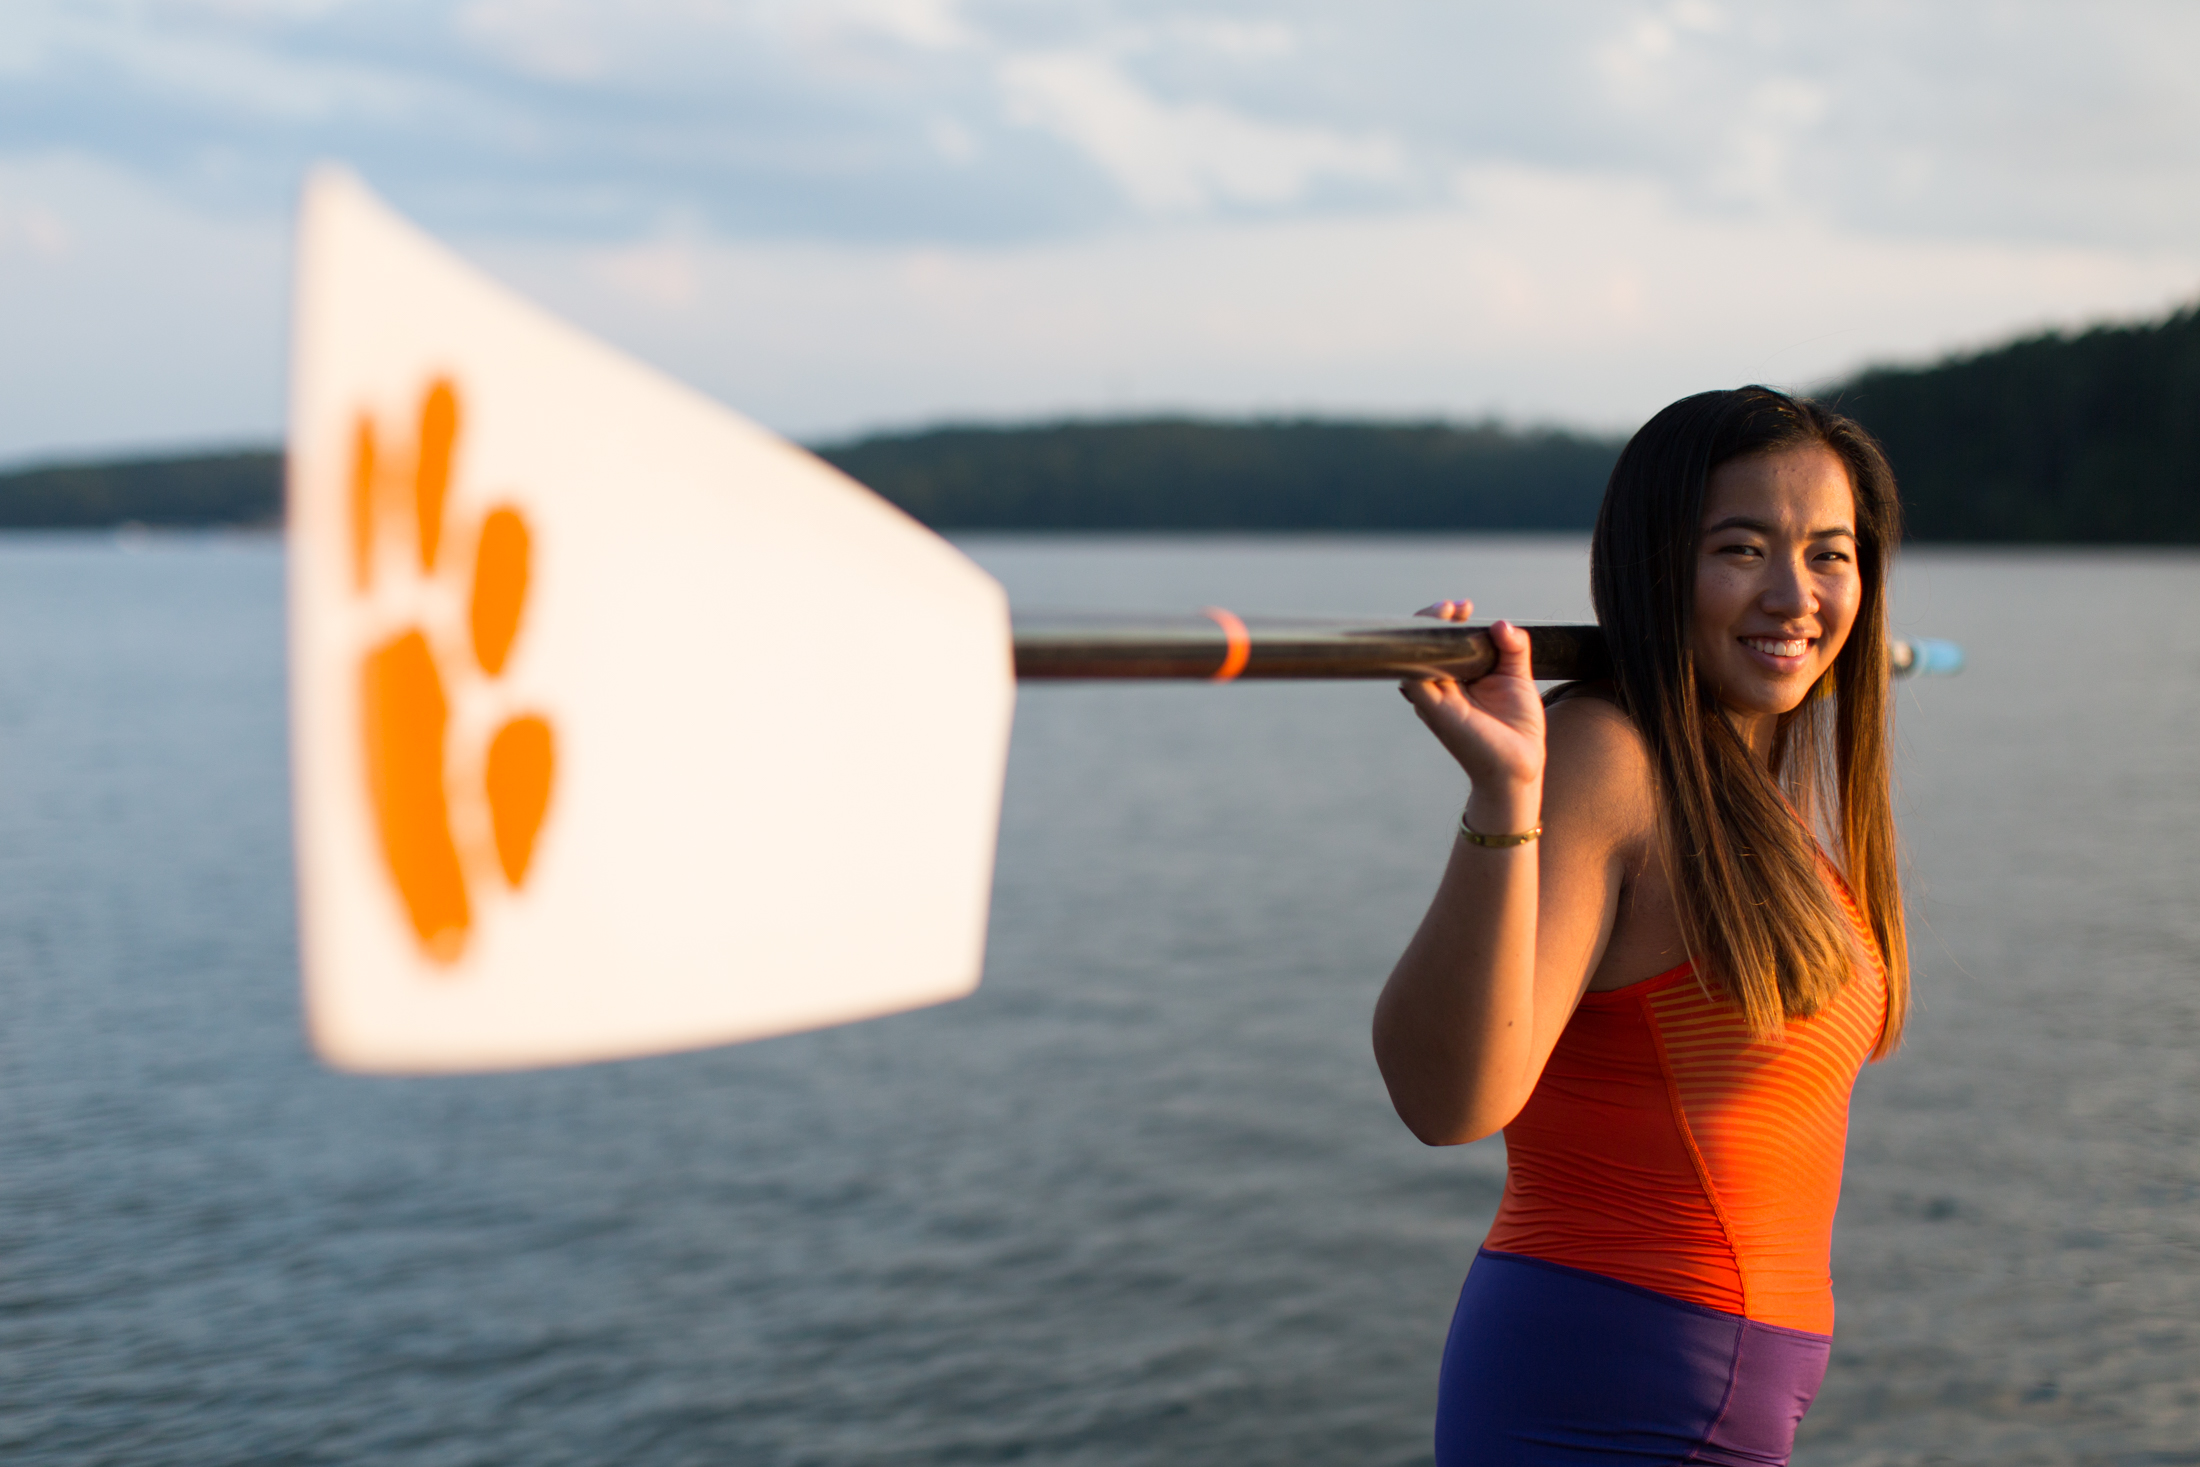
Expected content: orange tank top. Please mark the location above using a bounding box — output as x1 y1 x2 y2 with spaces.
1481 874 1888 1335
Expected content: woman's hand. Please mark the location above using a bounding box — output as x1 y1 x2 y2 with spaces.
1400 602 1546 809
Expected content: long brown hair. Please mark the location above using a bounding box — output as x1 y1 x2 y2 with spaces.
1590 386 1907 1053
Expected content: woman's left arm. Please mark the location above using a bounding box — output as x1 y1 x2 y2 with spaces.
1372 685 1647 1145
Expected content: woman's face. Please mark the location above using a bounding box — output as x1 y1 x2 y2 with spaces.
1691 442 1862 745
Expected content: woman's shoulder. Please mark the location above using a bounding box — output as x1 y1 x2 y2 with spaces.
1545 683 1649 768
1542 685 1657 836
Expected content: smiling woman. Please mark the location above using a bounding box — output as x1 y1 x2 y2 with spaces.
1375 387 1909 1465
1692 445 1863 750
1592 389 1907 1042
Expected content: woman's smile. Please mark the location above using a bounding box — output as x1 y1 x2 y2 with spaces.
1737 633 1817 674
1691 441 1862 753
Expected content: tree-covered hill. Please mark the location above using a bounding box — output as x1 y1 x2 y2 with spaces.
0 451 281 528
0 420 1624 535
1830 303 2200 542
813 418 1619 531
5 295 2196 541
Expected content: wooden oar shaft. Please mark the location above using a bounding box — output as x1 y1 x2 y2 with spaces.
1012 614 1953 682
1012 614 1600 681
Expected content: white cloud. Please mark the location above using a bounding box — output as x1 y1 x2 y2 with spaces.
1711 76 1831 208
9 1 2200 462
1596 0 1728 90
454 0 973 85
474 166 2200 442
7 148 2196 467
1165 18 1298 62
809 0 972 52
143 0 357 15
455 0 620 81
997 50 1403 213
10 1 2200 251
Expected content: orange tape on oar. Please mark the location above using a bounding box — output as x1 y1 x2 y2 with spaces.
1201 607 1251 682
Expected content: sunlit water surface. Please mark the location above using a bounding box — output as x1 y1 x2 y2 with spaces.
0 533 2195 1465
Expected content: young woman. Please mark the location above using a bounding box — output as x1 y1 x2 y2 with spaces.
1375 386 1909 1465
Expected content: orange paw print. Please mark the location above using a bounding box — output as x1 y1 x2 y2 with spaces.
350 379 554 965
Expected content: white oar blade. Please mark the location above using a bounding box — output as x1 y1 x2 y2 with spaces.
288 169 1013 1073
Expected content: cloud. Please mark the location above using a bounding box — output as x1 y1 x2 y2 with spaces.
474 165 2200 442
997 50 1403 213
1167 18 1297 62
7 1 2200 252
814 0 973 52
1708 76 1831 208
7 147 2197 467
450 0 978 83
455 0 621 82
8 2 2200 462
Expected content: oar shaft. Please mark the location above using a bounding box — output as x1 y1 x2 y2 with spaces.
1012 614 1601 681
1012 614 1957 682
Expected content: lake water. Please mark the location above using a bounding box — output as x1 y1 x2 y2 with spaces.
0 532 2195 1465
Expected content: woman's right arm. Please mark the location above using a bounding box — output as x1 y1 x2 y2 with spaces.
1372 618 1648 1145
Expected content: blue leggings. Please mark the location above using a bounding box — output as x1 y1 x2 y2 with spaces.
1435 1250 1831 1466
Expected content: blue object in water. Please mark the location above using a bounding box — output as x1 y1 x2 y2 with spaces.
1904 637 1966 676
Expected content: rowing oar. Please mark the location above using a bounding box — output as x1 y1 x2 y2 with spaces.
1012 613 1966 682
286 170 1967 1076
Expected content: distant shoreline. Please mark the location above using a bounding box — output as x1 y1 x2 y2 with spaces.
7 296 2194 543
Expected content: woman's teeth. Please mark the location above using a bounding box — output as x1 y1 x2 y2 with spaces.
1744 637 1809 657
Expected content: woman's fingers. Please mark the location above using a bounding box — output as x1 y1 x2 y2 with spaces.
1399 672 1457 707
1400 676 1469 732
1401 664 1543 787
1404 626 1530 713
1486 619 1533 677
1412 598 1474 622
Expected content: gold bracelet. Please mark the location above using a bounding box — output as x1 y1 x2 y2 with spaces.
1459 812 1541 848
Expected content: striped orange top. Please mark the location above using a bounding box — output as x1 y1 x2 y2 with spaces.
1481 877 1887 1335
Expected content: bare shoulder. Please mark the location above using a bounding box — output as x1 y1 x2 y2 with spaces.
1542 694 1657 848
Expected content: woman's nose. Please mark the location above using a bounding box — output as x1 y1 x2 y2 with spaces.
1761 555 1818 616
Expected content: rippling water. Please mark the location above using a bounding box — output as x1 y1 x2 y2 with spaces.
0 532 2194 1465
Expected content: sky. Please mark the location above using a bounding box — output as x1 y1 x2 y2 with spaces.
3 0 2199 465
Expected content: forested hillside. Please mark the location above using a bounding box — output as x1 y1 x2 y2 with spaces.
0 451 280 528
5 297 2195 540
1832 303 2200 542
814 418 1618 531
